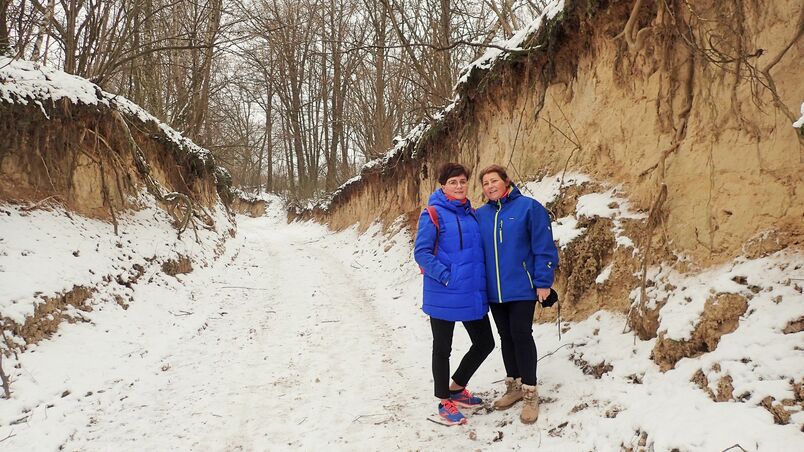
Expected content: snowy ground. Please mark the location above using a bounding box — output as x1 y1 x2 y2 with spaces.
0 196 802 451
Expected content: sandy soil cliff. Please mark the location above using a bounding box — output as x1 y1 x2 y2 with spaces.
301 0 803 368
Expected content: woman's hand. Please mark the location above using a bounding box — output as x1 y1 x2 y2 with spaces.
536 287 551 302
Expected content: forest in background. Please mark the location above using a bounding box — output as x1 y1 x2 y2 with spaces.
0 0 553 198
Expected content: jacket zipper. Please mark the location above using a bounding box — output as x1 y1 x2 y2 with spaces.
493 201 503 303
456 214 463 249
522 261 534 289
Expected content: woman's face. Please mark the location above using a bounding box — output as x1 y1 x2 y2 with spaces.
442 174 468 200
482 172 509 201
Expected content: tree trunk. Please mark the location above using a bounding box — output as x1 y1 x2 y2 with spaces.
323 45 337 190
280 113 295 193
290 85 307 195
436 0 453 103
371 2 391 159
63 0 78 74
263 83 274 192
29 0 58 61
188 0 222 146
0 0 9 56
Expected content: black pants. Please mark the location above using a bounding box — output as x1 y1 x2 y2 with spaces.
430 315 495 400
489 301 538 386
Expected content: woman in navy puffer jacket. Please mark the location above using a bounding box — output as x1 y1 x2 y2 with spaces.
476 164 559 425
414 163 494 425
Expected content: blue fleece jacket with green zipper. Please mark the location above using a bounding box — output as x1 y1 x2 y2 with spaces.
476 184 559 303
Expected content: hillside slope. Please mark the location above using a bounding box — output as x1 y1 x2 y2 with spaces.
0 57 234 355
297 0 804 431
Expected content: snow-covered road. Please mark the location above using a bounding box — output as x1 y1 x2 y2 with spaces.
1 205 514 450
1 200 802 451
60 214 425 450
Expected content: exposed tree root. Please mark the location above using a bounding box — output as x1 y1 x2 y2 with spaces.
111 110 202 242
640 19 695 179
0 348 10 398
614 0 654 53
626 183 667 334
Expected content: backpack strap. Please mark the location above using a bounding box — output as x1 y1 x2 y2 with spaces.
425 206 440 255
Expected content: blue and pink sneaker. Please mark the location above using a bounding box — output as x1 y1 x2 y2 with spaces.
438 400 467 425
450 388 483 408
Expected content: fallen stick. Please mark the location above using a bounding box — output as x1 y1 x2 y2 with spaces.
219 286 271 290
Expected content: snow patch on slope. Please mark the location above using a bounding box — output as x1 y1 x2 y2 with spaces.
0 195 233 329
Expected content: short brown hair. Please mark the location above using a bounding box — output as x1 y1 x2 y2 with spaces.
478 165 510 183
437 163 470 185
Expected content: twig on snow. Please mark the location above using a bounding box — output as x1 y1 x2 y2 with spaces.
168 310 193 316
0 431 16 442
353 413 387 423
19 195 60 211
0 329 17 398
490 343 573 383
536 343 573 363
219 286 271 290
722 444 748 452
9 416 28 426
0 352 10 399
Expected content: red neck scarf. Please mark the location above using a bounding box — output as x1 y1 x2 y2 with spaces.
445 193 467 204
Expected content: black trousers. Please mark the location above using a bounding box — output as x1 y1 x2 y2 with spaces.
489 301 538 386
430 315 495 400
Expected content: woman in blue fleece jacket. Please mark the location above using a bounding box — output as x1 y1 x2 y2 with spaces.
476 164 559 425
414 163 494 425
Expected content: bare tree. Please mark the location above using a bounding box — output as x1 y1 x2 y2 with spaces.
3 0 550 199
0 0 9 56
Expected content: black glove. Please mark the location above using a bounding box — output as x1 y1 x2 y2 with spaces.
539 288 559 308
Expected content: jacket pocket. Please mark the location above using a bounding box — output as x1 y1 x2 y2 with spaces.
446 263 457 287
522 261 534 289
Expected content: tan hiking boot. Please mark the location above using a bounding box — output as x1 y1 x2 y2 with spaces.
520 383 539 424
493 377 523 410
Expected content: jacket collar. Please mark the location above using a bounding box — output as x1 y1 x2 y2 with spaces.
429 189 473 213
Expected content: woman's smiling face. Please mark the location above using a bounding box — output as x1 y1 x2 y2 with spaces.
482 171 508 201
442 175 468 200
